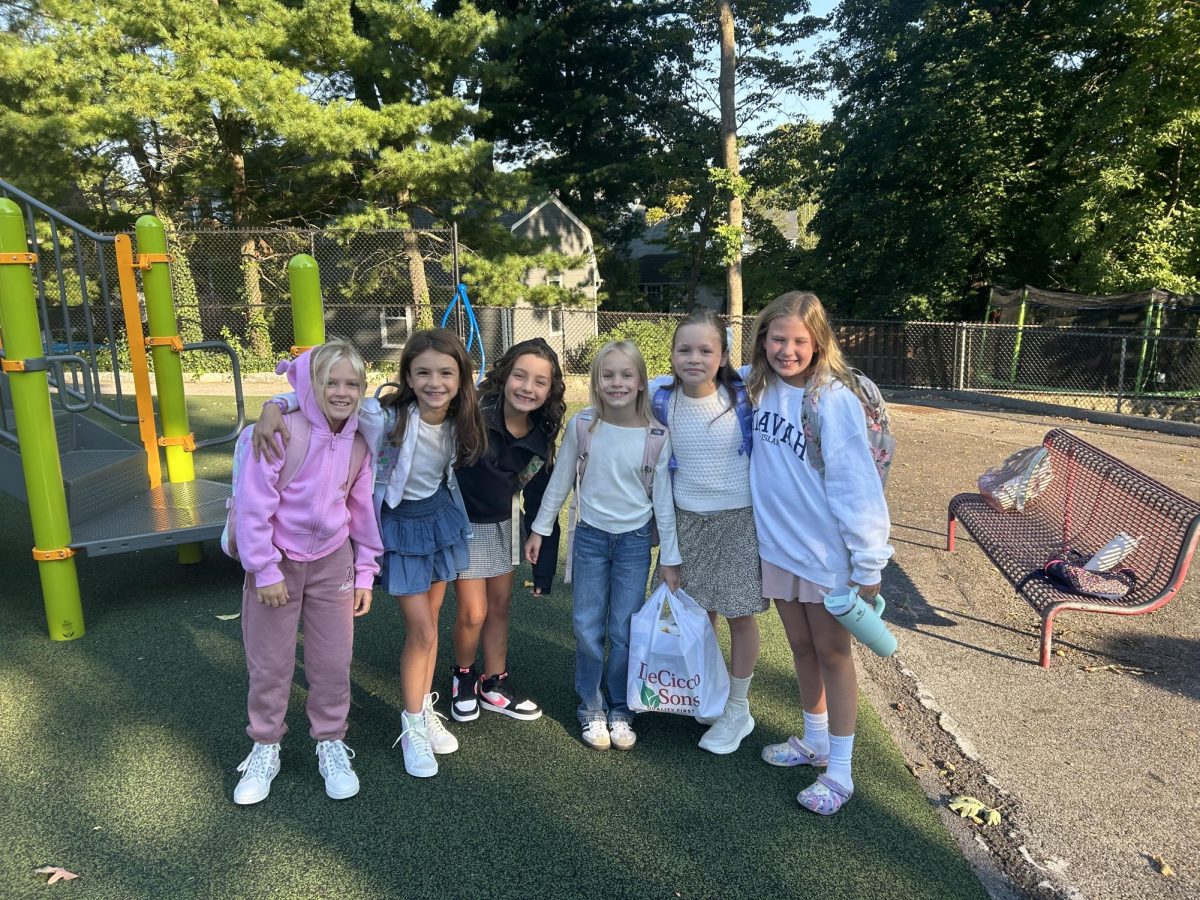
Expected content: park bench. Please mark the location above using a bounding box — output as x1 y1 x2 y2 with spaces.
946 428 1200 667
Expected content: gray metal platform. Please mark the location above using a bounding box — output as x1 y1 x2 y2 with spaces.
69 479 232 556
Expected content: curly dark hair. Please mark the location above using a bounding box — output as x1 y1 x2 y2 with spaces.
478 337 566 461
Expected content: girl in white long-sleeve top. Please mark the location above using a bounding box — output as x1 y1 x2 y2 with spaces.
746 291 893 816
525 340 681 753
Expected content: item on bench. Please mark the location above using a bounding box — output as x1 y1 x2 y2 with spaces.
978 446 1053 513
823 588 897 657
1084 532 1141 572
1045 555 1137 601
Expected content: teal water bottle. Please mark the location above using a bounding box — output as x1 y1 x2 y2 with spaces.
823 588 897 657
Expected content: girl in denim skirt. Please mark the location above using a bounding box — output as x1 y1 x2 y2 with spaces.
524 341 681 752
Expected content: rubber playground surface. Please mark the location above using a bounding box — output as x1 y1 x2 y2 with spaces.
0 397 986 900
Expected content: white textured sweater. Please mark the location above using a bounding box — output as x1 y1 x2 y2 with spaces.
531 415 681 566
750 377 893 587
656 386 751 513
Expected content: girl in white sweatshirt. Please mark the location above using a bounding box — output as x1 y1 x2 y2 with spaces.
745 291 893 816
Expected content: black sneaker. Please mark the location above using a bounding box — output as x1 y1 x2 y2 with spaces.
450 664 480 722
479 672 543 721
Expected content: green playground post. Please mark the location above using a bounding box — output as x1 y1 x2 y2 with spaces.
287 254 326 351
0 199 85 639
1008 287 1028 384
136 215 202 564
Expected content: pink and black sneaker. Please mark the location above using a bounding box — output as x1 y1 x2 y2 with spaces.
479 672 542 721
450 663 481 722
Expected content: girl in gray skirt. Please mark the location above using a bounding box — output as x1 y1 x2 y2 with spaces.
449 339 567 724
649 310 766 756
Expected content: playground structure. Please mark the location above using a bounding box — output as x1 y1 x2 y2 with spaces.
0 181 328 640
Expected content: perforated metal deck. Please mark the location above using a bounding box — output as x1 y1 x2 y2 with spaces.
69 479 231 556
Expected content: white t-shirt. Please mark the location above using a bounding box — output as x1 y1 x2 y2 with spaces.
532 415 681 566
660 387 751 513
402 419 452 500
750 377 892 587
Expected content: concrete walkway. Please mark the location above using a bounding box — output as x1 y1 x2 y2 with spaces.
866 398 1199 900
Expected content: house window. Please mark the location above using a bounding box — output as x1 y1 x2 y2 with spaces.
380 307 413 349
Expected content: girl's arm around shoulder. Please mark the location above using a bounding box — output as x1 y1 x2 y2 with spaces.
651 436 682 567
346 442 384 588
529 412 580 536
820 383 892 585
355 397 388 456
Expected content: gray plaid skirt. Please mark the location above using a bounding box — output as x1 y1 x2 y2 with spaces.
661 506 767 617
459 517 515 580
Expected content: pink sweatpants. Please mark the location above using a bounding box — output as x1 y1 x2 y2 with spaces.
241 540 356 743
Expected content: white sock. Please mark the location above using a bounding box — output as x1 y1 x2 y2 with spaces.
827 732 855 791
802 710 829 754
727 675 752 710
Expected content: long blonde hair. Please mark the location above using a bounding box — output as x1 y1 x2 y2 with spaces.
588 340 651 428
746 291 864 405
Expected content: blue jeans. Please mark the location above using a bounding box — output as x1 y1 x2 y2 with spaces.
570 519 653 725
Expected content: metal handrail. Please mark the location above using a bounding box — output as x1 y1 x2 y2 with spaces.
183 340 245 449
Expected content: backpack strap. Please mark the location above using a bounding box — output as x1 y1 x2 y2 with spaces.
277 411 312 492
731 374 754 457
641 423 669 496
564 408 596 585
651 384 678 476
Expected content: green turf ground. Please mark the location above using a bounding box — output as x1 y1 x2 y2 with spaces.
0 397 987 899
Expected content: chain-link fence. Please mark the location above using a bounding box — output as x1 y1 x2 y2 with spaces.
4 209 1196 426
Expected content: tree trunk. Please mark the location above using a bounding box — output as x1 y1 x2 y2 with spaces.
214 113 272 360
126 135 204 344
717 0 744 361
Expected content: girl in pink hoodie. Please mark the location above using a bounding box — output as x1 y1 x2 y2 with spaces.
232 340 383 806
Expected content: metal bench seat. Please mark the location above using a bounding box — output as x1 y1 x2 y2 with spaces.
947 428 1200 666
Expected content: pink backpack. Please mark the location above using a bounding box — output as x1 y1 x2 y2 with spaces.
221 411 369 561
563 408 669 584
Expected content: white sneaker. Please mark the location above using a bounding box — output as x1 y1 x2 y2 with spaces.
315 739 360 800
698 702 755 755
609 720 637 751
233 742 281 805
393 710 438 777
581 720 611 750
423 692 459 754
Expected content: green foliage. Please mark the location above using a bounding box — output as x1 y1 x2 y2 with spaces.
574 318 677 376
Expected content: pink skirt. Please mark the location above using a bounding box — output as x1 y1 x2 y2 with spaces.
760 560 830 604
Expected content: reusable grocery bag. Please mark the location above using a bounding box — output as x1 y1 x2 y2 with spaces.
627 585 729 719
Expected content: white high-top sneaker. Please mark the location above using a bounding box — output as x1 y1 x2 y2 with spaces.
423 692 459 754
233 742 281 805
393 710 438 777
315 739 360 800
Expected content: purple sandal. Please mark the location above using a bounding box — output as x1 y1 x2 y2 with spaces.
761 736 830 768
797 774 854 816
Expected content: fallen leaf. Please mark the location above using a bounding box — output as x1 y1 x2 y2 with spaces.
215 613 240 621
1151 854 1175 877
35 866 79 885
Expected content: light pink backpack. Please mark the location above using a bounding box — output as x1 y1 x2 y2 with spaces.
563 408 669 584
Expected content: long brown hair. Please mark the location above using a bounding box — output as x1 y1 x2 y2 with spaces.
668 309 740 421
745 291 863 406
478 337 567 461
378 328 486 466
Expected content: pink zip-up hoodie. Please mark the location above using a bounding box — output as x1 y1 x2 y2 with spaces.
235 349 383 590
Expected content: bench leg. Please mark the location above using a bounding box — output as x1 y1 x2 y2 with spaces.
946 512 957 552
1039 611 1056 669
